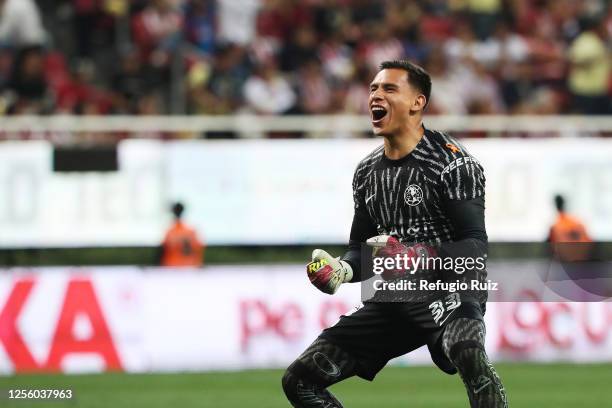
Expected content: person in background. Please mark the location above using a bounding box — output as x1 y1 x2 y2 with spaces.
548 194 591 243
567 16 611 115
243 57 296 115
0 0 47 48
6 45 50 114
547 196 595 291
159 202 205 267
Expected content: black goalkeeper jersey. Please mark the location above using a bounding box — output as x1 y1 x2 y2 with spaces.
352 126 486 246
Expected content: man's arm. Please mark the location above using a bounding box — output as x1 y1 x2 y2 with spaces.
437 146 487 262
341 204 378 282
437 196 488 260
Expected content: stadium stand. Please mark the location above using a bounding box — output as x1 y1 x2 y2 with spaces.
0 0 608 128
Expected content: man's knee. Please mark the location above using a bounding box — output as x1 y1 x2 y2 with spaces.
293 338 358 383
282 338 358 407
281 360 345 408
281 365 297 401
281 367 291 393
281 360 315 399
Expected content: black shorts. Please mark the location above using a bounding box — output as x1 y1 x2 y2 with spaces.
319 295 484 380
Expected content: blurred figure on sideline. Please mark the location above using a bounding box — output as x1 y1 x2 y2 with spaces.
548 194 591 243
159 202 205 267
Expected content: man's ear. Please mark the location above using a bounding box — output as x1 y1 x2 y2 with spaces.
413 94 427 111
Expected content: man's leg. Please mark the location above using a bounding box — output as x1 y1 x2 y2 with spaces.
282 338 359 408
442 317 508 408
283 303 408 407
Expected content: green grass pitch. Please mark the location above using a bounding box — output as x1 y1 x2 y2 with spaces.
0 363 610 407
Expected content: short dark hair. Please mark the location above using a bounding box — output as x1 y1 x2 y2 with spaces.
554 194 565 212
172 202 185 219
379 60 432 108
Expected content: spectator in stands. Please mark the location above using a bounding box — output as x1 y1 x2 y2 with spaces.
0 0 610 131
0 0 47 47
357 24 403 71
188 43 249 115
466 60 505 114
424 47 472 114
184 0 216 56
350 0 385 26
243 57 296 115
567 16 611 114
279 25 318 73
159 202 205 268
6 46 50 114
110 48 149 113
490 21 530 111
465 0 503 41
130 92 172 138
386 0 420 41
131 0 183 87
71 0 116 61
517 86 562 116
0 46 12 93
343 62 372 115
136 92 164 116
54 60 112 114
255 0 312 45
296 58 332 114
311 0 349 40
318 31 354 82
216 0 260 46
524 13 565 88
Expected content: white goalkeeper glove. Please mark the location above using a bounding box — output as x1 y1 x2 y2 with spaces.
306 249 353 295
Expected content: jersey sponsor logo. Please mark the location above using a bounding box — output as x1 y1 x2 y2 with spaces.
440 156 477 176
445 142 460 153
312 352 341 377
404 184 424 206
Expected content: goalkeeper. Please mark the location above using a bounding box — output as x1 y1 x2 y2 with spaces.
282 60 507 407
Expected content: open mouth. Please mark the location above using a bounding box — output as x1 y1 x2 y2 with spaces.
371 106 387 122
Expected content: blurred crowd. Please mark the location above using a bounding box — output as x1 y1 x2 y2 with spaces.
0 0 610 121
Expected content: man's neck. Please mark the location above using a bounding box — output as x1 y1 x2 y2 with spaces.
383 121 425 160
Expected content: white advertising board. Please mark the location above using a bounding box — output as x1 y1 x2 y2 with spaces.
0 266 611 374
1 138 611 246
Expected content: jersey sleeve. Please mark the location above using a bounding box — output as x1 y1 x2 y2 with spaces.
349 162 377 239
440 155 486 201
342 164 378 282
352 162 366 211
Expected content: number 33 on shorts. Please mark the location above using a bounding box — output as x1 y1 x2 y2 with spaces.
428 293 461 325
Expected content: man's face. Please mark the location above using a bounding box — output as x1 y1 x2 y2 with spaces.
368 68 422 136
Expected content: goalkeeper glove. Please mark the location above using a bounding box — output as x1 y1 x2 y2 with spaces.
366 235 436 280
307 249 353 294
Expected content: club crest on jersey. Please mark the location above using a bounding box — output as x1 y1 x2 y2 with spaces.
404 184 423 206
